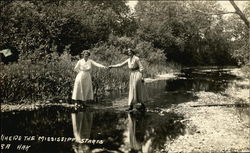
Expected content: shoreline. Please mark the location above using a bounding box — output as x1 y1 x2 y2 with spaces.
164 91 250 152
163 70 250 152
1 73 178 112
1 68 249 152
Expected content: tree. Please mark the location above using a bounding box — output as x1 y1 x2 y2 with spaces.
187 0 249 65
135 1 236 65
0 0 137 57
229 1 249 65
229 0 249 28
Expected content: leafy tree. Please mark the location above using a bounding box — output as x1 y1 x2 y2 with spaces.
135 1 238 65
0 0 137 57
227 1 250 65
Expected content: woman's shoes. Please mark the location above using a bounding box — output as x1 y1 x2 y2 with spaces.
74 103 80 108
74 102 87 109
126 105 133 111
126 103 146 112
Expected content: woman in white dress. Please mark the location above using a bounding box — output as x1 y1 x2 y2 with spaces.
109 49 146 111
72 50 106 107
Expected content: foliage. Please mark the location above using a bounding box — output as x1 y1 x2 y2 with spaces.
0 52 75 102
135 1 239 65
0 0 137 56
1 0 248 66
225 2 250 65
89 35 172 97
0 35 173 103
1 0 248 103
91 35 170 76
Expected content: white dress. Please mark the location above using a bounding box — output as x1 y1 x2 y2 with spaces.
113 56 146 106
72 59 105 101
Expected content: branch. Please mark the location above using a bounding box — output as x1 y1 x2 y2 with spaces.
229 0 250 28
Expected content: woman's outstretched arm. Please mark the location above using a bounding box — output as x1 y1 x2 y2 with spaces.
91 60 106 68
109 59 128 68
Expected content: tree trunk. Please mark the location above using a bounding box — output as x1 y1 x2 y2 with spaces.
229 0 250 65
229 0 249 28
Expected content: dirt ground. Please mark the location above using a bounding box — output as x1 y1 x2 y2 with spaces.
164 70 250 152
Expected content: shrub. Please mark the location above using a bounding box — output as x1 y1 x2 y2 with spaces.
0 36 179 103
0 52 75 103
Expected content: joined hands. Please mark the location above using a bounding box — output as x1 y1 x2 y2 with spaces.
108 65 113 69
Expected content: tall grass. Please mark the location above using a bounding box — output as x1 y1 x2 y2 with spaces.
0 51 179 104
0 52 75 103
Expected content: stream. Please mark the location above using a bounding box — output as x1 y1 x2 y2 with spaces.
1 67 248 153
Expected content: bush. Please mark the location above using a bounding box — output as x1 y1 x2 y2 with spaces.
0 52 75 103
0 35 179 103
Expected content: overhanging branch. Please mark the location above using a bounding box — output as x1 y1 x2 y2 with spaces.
229 0 250 28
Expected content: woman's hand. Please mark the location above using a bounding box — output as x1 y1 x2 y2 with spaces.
141 77 145 83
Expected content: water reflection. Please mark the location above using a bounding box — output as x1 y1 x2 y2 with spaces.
122 112 185 153
72 111 93 142
3 67 245 153
126 112 152 153
71 110 93 153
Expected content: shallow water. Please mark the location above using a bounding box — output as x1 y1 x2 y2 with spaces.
1 67 248 153
1 106 185 153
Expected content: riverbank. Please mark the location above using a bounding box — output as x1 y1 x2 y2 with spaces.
164 69 250 152
1 67 249 152
0 73 178 112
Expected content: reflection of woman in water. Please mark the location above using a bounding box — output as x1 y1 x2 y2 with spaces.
127 113 152 153
109 49 146 111
72 50 107 107
71 111 93 153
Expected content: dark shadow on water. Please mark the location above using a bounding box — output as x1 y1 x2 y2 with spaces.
1 106 185 153
171 68 242 93
142 67 243 108
1 67 243 152
181 67 243 80
125 111 185 152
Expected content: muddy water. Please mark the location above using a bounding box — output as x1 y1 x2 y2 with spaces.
1 67 248 153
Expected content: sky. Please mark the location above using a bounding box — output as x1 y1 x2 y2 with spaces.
126 0 247 12
218 1 246 11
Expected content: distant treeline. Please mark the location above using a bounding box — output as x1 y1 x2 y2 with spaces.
1 0 249 65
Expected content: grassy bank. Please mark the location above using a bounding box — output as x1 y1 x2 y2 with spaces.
0 52 179 104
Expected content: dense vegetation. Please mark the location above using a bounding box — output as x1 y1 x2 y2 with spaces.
135 1 249 65
0 0 249 103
